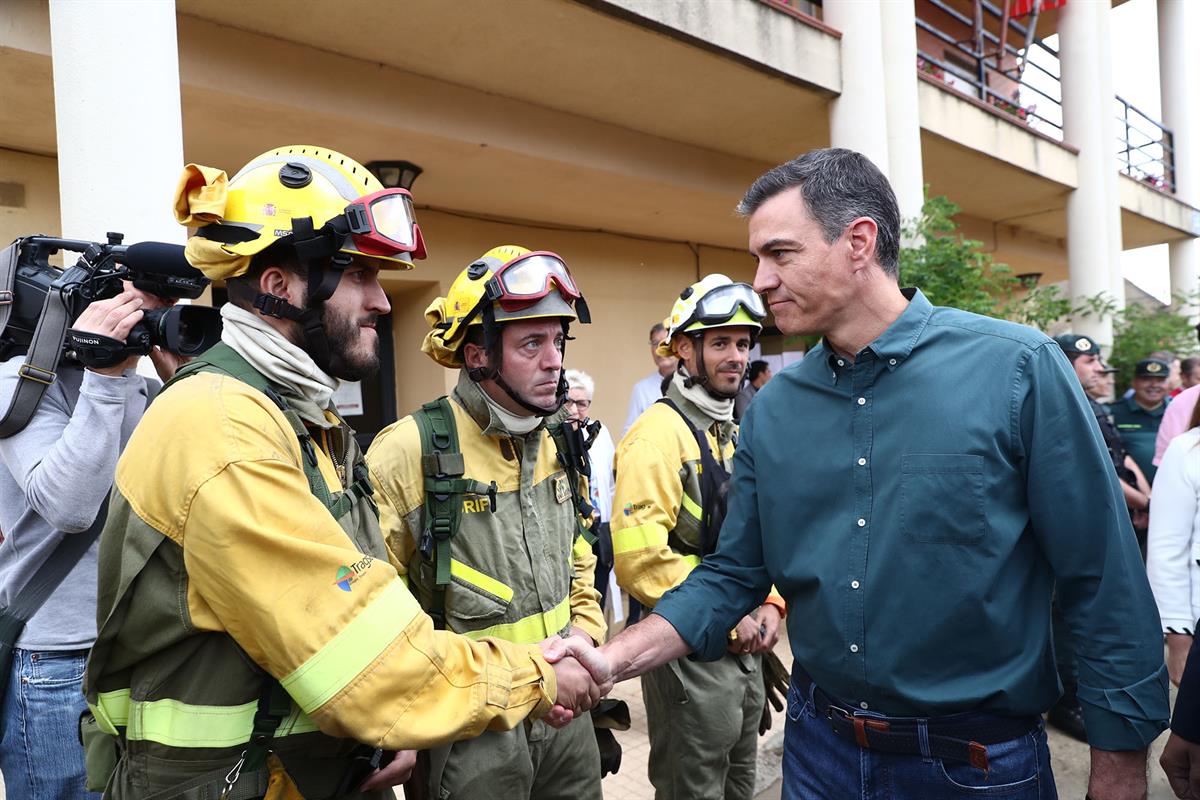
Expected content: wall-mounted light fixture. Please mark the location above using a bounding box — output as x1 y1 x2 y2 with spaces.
365 160 423 191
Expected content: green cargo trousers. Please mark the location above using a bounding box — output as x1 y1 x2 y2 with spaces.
434 710 602 800
641 651 764 800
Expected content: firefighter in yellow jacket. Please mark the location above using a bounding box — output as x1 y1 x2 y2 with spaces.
612 274 786 800
82 148 602 800
366 245 607 800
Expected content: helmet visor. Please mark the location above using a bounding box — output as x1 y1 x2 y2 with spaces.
494 252 582 309
694 282 766 325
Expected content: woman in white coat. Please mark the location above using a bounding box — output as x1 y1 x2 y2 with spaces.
1148 399 1200 686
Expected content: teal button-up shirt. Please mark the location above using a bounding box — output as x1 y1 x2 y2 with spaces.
655 289 1168 750
1111 395 1166 484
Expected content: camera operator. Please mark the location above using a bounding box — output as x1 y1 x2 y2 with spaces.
0 284 182 799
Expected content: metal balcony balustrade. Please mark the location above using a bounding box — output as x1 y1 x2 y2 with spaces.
1116 95 1175 193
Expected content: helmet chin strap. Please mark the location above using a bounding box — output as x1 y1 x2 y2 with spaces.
252 216 351 376
464 307 569 418
681 333 740 401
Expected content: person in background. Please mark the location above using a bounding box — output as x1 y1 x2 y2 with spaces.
1087 360 1118 404
564 368 618 613
733 359 772 422
1150 350 1183 396
623 322 675 435
0 290 181 800
1113 358 1171 486
1180 357 1200 393
1147 396 1200 692
1160 635 1200 799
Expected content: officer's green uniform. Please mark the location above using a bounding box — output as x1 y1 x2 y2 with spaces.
366 374 606 800
1112 395 1167 485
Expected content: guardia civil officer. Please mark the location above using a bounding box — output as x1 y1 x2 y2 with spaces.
83 149 599 800
366 245 607 800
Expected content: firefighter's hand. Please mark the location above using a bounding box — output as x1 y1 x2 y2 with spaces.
750 604 782 655
727 615 760 655
358 750 416 791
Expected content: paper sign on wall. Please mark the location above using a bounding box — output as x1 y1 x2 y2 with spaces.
334 381 364 416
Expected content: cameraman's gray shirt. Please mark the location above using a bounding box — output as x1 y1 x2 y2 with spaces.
0 361 156 650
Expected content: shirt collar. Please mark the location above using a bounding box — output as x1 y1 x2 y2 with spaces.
1124 394 1167 417
822 287 930 376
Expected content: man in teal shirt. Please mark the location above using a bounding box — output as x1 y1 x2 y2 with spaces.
586 148 1169 800
1112 358 1171 485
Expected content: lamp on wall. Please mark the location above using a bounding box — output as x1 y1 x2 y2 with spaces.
365 160 423 191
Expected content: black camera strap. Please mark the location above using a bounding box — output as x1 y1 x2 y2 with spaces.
0 273 73 438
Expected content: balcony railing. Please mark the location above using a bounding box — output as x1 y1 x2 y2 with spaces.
1116 95 1175 193
916 0 1177 194
915 0 1064 138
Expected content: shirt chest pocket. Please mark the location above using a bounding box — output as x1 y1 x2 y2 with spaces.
900 454 986 544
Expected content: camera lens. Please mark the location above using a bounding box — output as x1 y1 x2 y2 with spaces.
146 306 223 356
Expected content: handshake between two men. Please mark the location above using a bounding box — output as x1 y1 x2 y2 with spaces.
537 603 785 726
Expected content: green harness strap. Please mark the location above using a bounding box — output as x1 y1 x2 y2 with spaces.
546 420 598 547
411 398 598 630
412 397 496 629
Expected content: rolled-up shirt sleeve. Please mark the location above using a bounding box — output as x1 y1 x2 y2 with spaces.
1021 343 1169 750
654 403 773 661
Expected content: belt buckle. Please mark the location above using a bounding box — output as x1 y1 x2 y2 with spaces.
825 704 891 748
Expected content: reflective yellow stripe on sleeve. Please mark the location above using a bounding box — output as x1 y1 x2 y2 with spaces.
680 491 702 521
451 559 514 603
282 578 421 714
611 521 668 555
463 596 571 645
681 554 701 569
572 536 592 560
91 692 319 747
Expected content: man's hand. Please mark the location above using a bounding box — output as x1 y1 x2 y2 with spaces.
358 750 417 792
1088 747 1148 800
727 615 761 655
1162 733 1200 799
73 292 144 377
750 604 782 654
539 634 613 728
1169 634 1194 688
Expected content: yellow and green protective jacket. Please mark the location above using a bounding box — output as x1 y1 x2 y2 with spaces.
612 381 784 614
366 373 606 648
83 346 558 799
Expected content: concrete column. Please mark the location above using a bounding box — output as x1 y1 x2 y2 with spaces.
823 0 890 178
1059 0 1120 346
49 0 185 246
1095 3 1125 314
1159 0 1200 316
879 0 925 228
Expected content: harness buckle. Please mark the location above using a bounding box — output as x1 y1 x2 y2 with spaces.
0 290 12 306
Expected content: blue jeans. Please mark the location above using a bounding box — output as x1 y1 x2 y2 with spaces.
1 648 100 800
782 678 1057 799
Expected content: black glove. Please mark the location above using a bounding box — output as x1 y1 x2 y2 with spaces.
760 650 789 736
592 698 630 777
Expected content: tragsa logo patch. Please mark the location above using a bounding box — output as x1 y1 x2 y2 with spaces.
333 556 375 592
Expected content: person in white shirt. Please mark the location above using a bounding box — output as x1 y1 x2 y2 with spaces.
564 369 617 613
1148 398 1200 689
622 323 675 435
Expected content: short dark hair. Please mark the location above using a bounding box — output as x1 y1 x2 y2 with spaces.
737 148 901 278
1182 356 1200 375
649 322 666 343
748 360 770 382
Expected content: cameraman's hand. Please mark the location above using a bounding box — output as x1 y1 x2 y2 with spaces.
74 292 144 377
149 346 190 383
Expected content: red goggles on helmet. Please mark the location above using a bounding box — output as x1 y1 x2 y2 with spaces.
485 251 582 311
343 188 427 260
